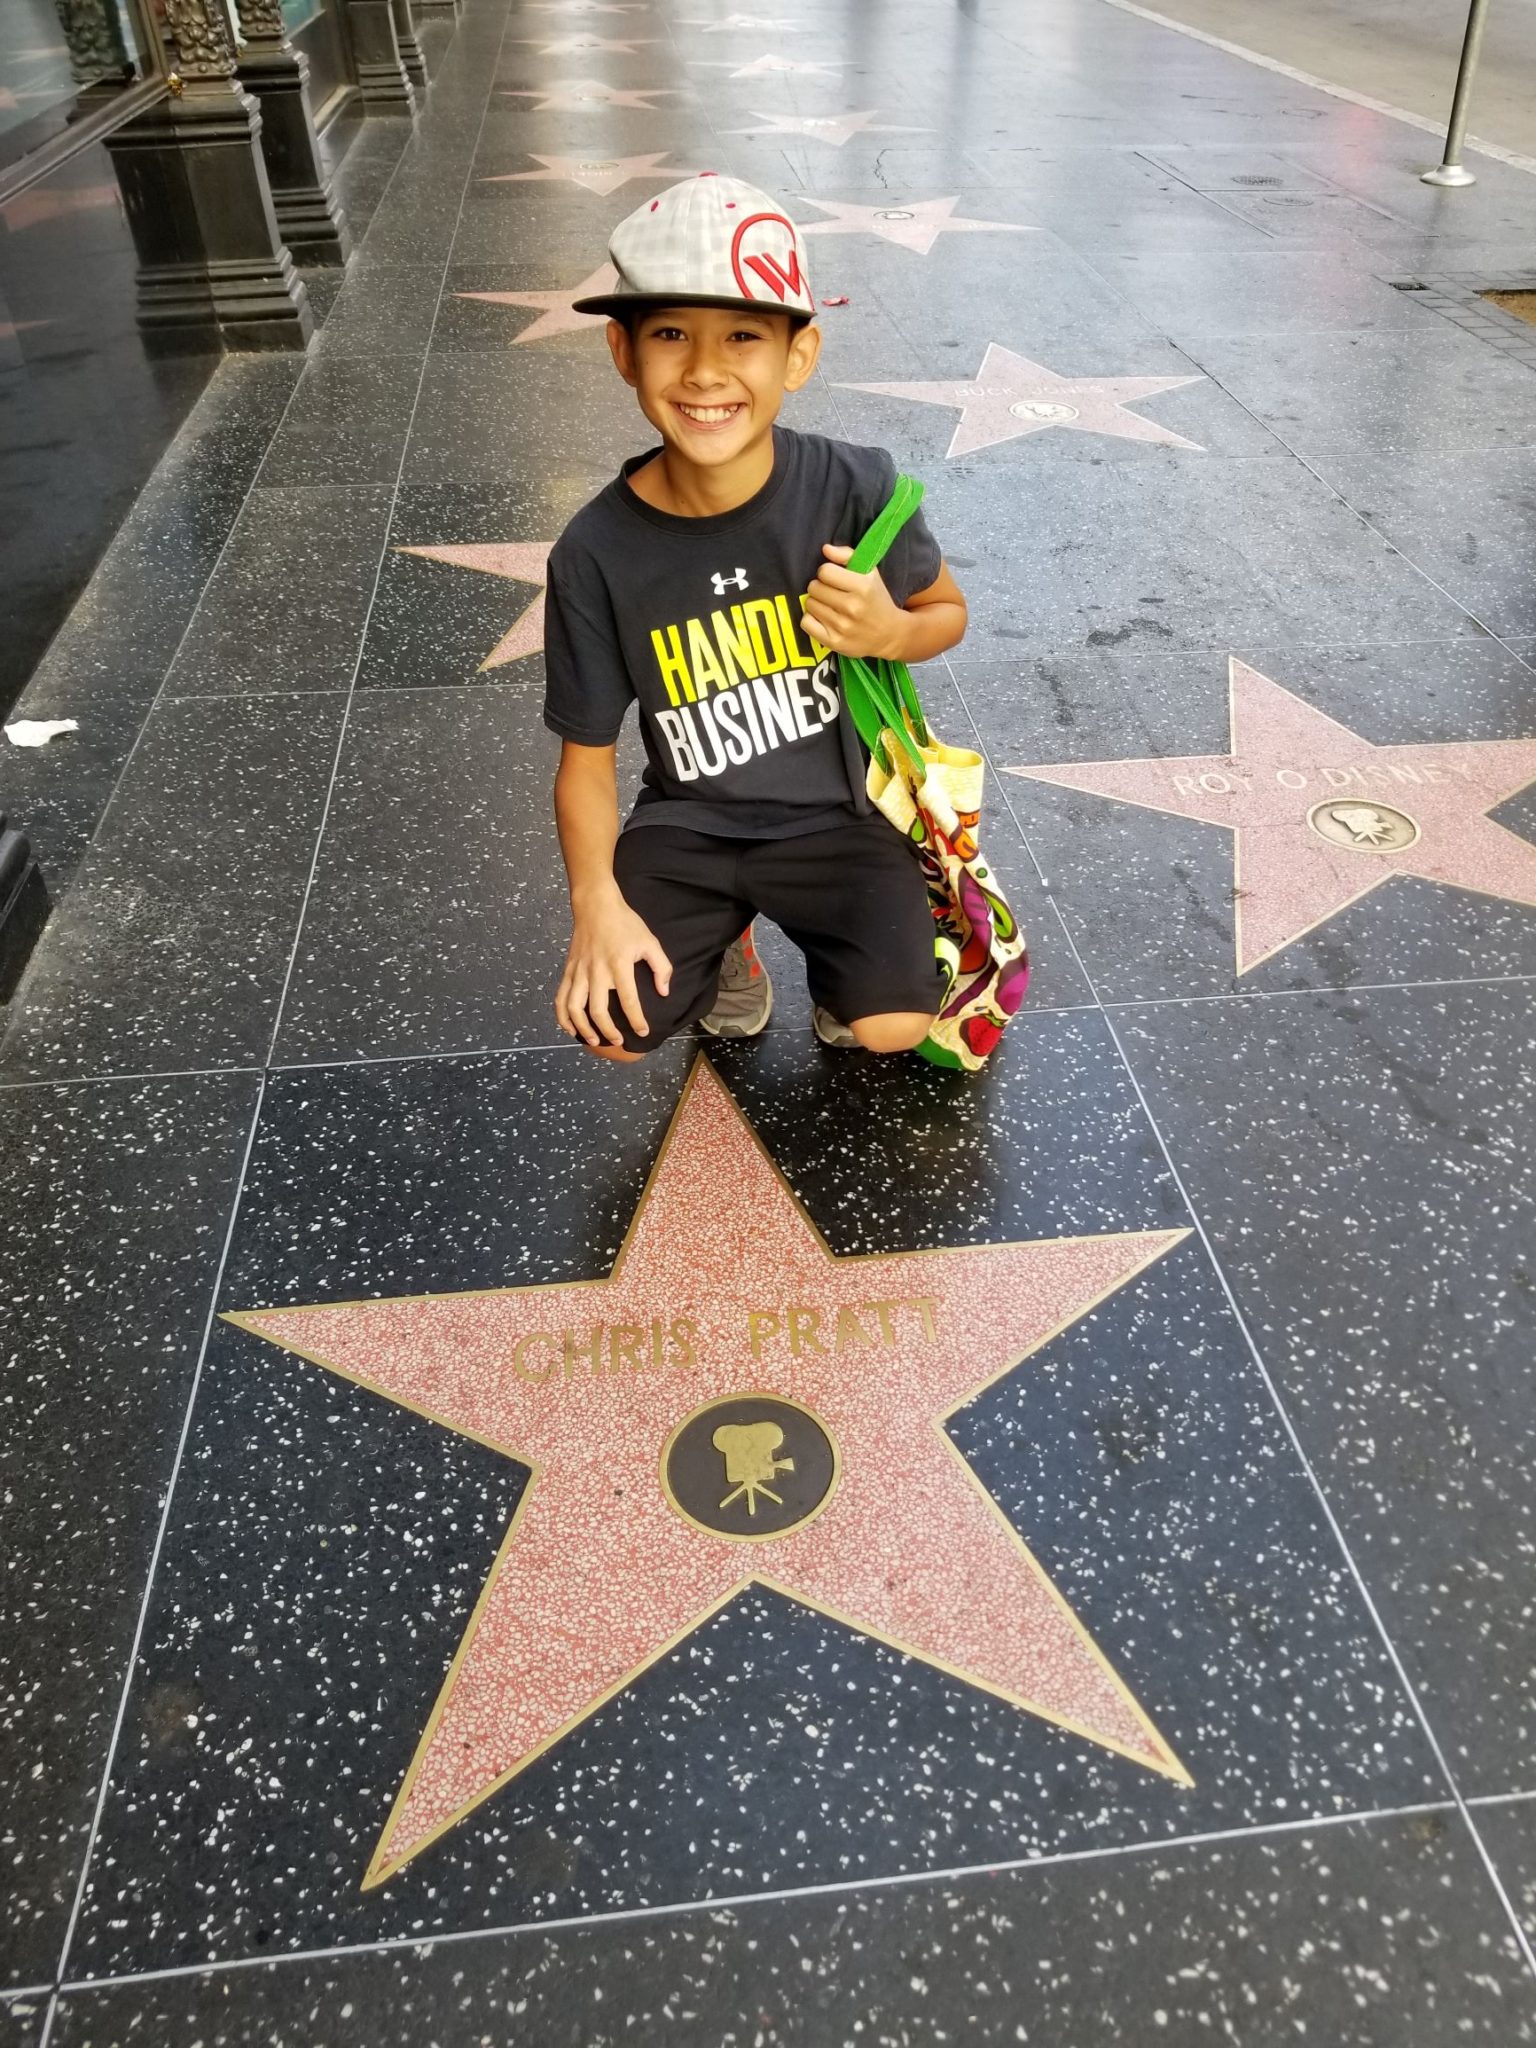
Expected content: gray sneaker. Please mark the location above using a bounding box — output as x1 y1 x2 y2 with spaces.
811 1003 859 1049
699 924 773 1038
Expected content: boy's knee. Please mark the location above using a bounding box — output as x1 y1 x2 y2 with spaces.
848 1011 934 1055
585 1041 648 1064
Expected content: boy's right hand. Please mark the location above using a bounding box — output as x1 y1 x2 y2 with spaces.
556 891 674 1049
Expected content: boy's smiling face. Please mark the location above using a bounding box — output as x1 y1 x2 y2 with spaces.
607 303 822 472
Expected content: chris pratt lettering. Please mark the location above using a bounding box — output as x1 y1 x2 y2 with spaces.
648 589 836 782
505 1296 942 1385
510 1316 700 1381
748 1297 940 1356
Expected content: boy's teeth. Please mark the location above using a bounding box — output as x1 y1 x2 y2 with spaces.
680 404 739 422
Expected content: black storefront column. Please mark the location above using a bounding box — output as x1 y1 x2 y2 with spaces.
0 818 49 1005
235 0 352 267
391 0 429 89
345 0 417 113
104 0 312 352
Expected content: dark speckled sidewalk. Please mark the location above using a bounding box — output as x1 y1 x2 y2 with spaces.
4 0 1536 2041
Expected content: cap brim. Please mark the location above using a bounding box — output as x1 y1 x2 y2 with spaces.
571 289 815 320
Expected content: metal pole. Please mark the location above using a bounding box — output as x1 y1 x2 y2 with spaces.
1422 0 1493 187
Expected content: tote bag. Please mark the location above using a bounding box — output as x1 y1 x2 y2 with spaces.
837 477 1029 1070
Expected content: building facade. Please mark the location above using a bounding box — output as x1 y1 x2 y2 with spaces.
0 0 455 989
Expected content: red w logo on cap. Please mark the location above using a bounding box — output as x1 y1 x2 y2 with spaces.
743 248 805 300
730 212 808 305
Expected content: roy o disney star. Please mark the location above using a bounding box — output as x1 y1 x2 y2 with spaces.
545 172 969 1059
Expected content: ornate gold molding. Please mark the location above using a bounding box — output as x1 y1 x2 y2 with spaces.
163 0 238 81
235 0 288 41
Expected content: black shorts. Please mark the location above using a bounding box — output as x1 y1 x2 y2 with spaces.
608 815 940 1053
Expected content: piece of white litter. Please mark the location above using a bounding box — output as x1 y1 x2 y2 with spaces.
6 718 80 748
5 719 79 748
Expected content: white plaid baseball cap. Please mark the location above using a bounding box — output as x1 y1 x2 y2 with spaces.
572 172 815 321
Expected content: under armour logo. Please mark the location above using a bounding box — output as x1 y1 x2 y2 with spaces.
711 567 749 595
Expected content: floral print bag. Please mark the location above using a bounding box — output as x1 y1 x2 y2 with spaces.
838 477 1030 1070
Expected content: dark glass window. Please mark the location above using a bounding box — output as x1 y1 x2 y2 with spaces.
0 0 158 179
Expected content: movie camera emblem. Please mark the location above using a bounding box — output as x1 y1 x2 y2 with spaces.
662 1393 839 1541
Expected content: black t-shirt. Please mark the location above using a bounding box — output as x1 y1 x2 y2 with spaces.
542 426 943 838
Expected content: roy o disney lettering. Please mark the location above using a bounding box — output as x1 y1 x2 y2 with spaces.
648 588 839 785
1166 758 1482 797
506 1296 941 1385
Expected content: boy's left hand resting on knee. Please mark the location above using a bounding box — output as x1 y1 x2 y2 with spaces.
802 547 968 665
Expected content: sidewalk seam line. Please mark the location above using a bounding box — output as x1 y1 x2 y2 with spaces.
36 1076 269 2046
1096 0 1536 178
260 6 513 1073
30 8 518 2035
53 1799 1458 1997
4 971 1536 1092
944 653 1536 1983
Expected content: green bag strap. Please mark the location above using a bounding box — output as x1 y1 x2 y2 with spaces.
837 474 933 772
838 656 886 759
842 653 925 774
846 472 927 579
891 658 930 746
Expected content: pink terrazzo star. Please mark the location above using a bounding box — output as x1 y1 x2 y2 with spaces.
698 53 841 76
726 108 931 146
513 33 657 51
680 13 805 28
1007 657 1536 973
501 76 681 110
800 194 1034 256
395 540 553 669
839 341 1205 458
455 264 617 344
482 151 699 196
229 1060 1190 1884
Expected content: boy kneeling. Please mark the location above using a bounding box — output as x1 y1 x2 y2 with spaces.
547 175 968 1061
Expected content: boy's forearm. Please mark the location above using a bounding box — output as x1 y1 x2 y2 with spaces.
887 598 968 666
554 754 623 909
